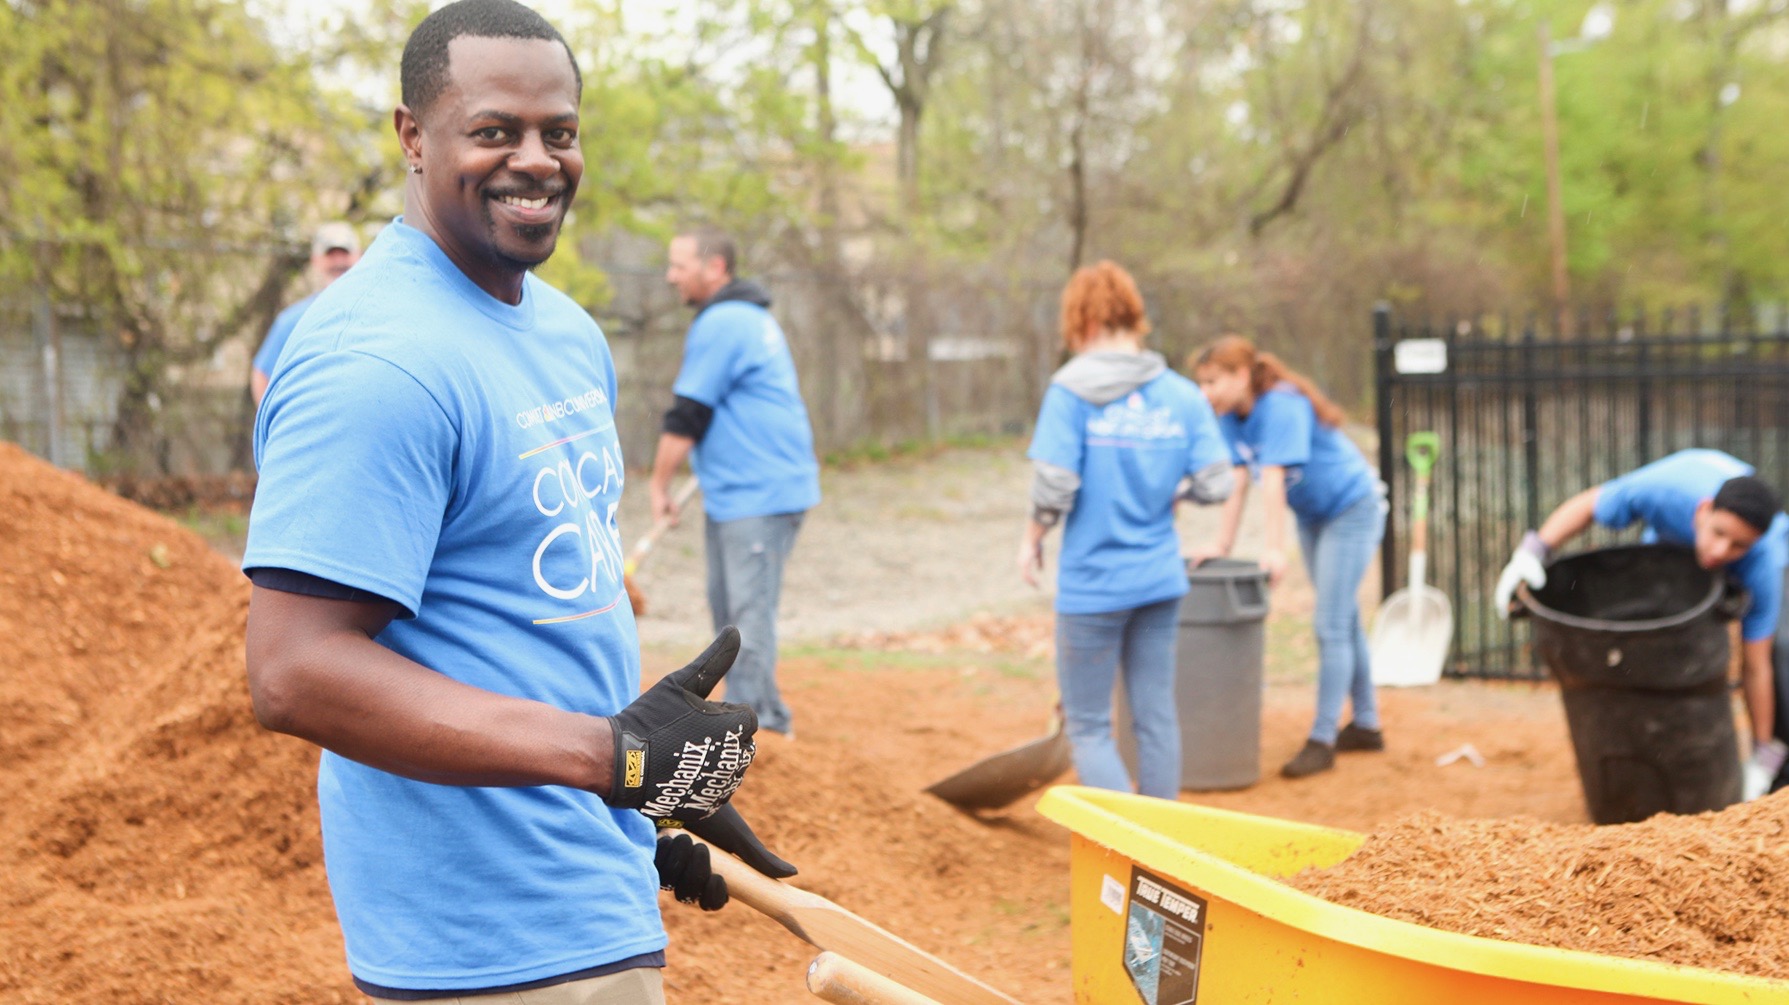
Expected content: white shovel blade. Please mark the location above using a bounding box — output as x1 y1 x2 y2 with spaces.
1369 587 1453 687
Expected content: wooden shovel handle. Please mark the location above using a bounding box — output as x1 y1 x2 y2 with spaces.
1410 470 1429 557
695 838 1022 1005
808 952 946 1005
624 478 700 574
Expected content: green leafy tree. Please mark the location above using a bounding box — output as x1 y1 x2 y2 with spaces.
0 0 400 471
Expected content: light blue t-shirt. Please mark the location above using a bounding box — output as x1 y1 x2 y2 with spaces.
1028 372 1229 615
1593 448 1789 642
1218 385 1375 524
673 295 821 522
243 220 661 992
252 292 317 379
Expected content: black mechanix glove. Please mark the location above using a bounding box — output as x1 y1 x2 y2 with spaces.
658 803 798 880
654 830 728 911
608 626 756 822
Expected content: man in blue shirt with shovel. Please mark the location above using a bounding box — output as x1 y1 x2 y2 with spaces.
243 4 793 1000
649 227 821 739
1493 449 1788 799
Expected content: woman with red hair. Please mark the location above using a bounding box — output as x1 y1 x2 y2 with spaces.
1192 336 1385 779
1020 262 1233 797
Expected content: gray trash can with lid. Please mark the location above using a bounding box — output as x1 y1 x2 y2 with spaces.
1118 558 1272 790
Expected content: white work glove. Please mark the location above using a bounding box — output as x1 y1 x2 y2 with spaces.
1742 738 1787 801
1493 531 1550 620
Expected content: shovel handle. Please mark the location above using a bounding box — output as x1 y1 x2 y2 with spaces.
624 478 700 576
695 839 1022 1005
1405 432 1440 479
808 952 946 1005
1405 433 1440 556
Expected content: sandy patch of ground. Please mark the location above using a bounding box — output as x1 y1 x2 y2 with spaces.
622 441 1338 655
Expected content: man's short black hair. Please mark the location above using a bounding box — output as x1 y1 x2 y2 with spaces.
680 226 737 278
1713 475 1781 534
401 0 582 120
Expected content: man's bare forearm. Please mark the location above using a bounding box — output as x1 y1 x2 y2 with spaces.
651 432 695 494
1537 488 1600 551
246 587 614 794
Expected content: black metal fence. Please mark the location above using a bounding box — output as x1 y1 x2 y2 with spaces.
1373 303 1789 679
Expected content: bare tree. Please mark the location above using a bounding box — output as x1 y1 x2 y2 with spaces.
850 1 954 215
1238 0 1377 236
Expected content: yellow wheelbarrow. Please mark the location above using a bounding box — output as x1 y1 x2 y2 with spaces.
1037 787 1789 1003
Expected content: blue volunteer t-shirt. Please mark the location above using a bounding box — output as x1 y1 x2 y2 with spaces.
1593 448 1789 642
1218 385 1375 524
252 292 317 379
1028 372 1229 615
673 299 821 522
243 219 662 992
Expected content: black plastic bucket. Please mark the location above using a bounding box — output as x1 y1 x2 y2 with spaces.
1514 544 1747 825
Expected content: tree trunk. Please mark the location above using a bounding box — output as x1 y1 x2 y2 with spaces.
813 5 844 449
898 103 923 216
1702 1 1737 304
1066 6 1093 273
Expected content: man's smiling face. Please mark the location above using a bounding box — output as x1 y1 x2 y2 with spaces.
400 34 583 302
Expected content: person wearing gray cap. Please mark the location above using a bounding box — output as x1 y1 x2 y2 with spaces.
250 221 362 406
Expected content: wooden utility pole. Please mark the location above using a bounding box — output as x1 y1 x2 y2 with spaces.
1538 21 1571 336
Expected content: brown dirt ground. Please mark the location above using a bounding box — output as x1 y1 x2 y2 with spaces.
6 439 1780 1004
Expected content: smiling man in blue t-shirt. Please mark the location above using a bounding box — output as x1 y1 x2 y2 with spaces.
1494 448 1788 800
241 4 791 1003
648 227 821 737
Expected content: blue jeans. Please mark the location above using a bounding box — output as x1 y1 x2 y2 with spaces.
1055 597 1183 798
1296 490 1387 745
705 511 805 734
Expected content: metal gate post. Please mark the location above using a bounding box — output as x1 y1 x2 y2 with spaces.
1522 317 1541 531
1373 303 1396 601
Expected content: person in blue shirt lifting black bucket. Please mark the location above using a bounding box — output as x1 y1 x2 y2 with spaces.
1493 449 1789 800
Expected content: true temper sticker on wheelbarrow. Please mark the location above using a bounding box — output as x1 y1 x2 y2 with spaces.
1122 866 1207 1005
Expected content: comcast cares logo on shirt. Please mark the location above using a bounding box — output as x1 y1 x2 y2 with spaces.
513 384 630 623
1088 397 1186 441
528 441 627 606
515 388 609 430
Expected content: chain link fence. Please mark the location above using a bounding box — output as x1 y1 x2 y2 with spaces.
3 234 1408 486
0 255 1065 479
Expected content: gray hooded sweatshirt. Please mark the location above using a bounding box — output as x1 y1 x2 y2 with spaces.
1030 350 1235 525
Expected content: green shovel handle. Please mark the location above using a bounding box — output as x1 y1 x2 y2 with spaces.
1405 432 1440 529
1405 432 1440 480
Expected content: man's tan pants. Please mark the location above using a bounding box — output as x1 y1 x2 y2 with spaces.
367 967 665 1005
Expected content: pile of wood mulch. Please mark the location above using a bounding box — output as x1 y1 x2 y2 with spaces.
1290 795 1789 980
0 441 1074 1004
